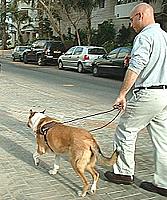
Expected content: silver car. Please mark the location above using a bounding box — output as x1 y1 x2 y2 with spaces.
12 46 31 61
58 46 107 73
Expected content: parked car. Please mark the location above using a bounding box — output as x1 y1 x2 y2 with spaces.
23 40 65 66
58 46 107 73
92 46 132 79
12 46 31 61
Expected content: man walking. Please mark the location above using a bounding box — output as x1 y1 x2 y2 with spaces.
104 3 167 197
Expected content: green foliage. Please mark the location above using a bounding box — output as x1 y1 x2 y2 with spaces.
116 24 136 47
38 18 53 39
91 20 116 48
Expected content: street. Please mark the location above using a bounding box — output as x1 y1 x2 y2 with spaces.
0 58 165 200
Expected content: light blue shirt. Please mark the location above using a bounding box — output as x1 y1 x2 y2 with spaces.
128 23 167 88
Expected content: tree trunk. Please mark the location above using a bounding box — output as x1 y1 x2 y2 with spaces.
86 14 92 45
76 29 81 45
1 0 8 49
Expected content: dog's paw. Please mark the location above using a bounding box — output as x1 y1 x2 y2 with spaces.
90 183 97 194
34 159 40 166
77 191 87 197
49 169 58 175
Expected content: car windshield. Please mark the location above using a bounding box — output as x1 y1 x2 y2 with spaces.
88 48 106 55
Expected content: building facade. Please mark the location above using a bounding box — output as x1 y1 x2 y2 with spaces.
2 0 167 47
92 0 167 32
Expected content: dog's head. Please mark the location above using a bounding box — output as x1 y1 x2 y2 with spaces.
27 109 46 131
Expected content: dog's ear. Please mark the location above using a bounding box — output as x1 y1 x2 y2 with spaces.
41 109 46 114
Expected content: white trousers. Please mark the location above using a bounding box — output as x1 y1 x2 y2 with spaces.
113 88 167 189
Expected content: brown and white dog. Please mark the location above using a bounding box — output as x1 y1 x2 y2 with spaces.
27 109 119 197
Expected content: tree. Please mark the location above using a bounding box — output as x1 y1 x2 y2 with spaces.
1 0 8 49
8 0 31 45
92 20 116 45
56 0 85 45
75 0 101 45
37 0 65 44
37 0 87 46
116 23 136 47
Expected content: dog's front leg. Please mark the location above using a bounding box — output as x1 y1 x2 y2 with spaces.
33 151 40 166
49 154 60 175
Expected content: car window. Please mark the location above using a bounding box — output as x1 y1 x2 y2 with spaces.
32 40 46 48
88 48 106 55
51 42 64 50
65 47 75 55
73 47 83 55
117 48 131 58
108 48 120 59
19 47 29 51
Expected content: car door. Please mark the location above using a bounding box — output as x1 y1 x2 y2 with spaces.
61 47 76 67
70 47 84 69
100 48 120 67
14 47 20 59
111 47 131 76
114 47 131 67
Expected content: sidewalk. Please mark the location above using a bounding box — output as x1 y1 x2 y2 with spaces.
0 61 165 200
0 50 12 59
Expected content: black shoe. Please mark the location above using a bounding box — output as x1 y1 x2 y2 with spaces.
104 171 133 185
140 181 167 197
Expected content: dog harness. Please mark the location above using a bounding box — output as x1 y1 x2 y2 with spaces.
37 121 58 152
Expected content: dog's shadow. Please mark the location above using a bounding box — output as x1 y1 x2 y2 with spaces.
0 134 81 194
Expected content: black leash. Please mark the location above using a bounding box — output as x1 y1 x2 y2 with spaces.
63 107 121 132
63 108 118 124
89 109 121 132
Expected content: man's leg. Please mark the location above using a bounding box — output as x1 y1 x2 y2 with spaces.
140 105 167 197
148 106 167 189
105 89 166 184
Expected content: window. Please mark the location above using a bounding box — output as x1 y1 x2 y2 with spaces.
116 0 138 4
73 47 83 55
108 48 120 59
65 47 75 55
99 0 105 8
88 48 106 55
117 48 131 58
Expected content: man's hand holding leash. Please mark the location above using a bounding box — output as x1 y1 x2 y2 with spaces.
113 95 126 111
113 69 138 111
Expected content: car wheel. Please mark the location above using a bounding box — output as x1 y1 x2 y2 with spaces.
58 61 64 70
77 63 84 73
93 66 100 77
19 56 22 62
38 56 45 66
23 54 28 64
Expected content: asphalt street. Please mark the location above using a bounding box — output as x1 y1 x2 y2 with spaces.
0 56 166 200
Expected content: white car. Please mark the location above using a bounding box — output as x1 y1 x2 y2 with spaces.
58 46 107 73
12 46 31 61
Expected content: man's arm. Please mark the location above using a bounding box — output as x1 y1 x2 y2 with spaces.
113 69 139 110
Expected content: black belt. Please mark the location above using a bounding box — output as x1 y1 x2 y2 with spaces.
137 85 167 90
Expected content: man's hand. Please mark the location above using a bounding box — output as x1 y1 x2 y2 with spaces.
113 95 127 110
113 69 138 111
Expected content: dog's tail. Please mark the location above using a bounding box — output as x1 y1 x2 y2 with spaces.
97 146 119 166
